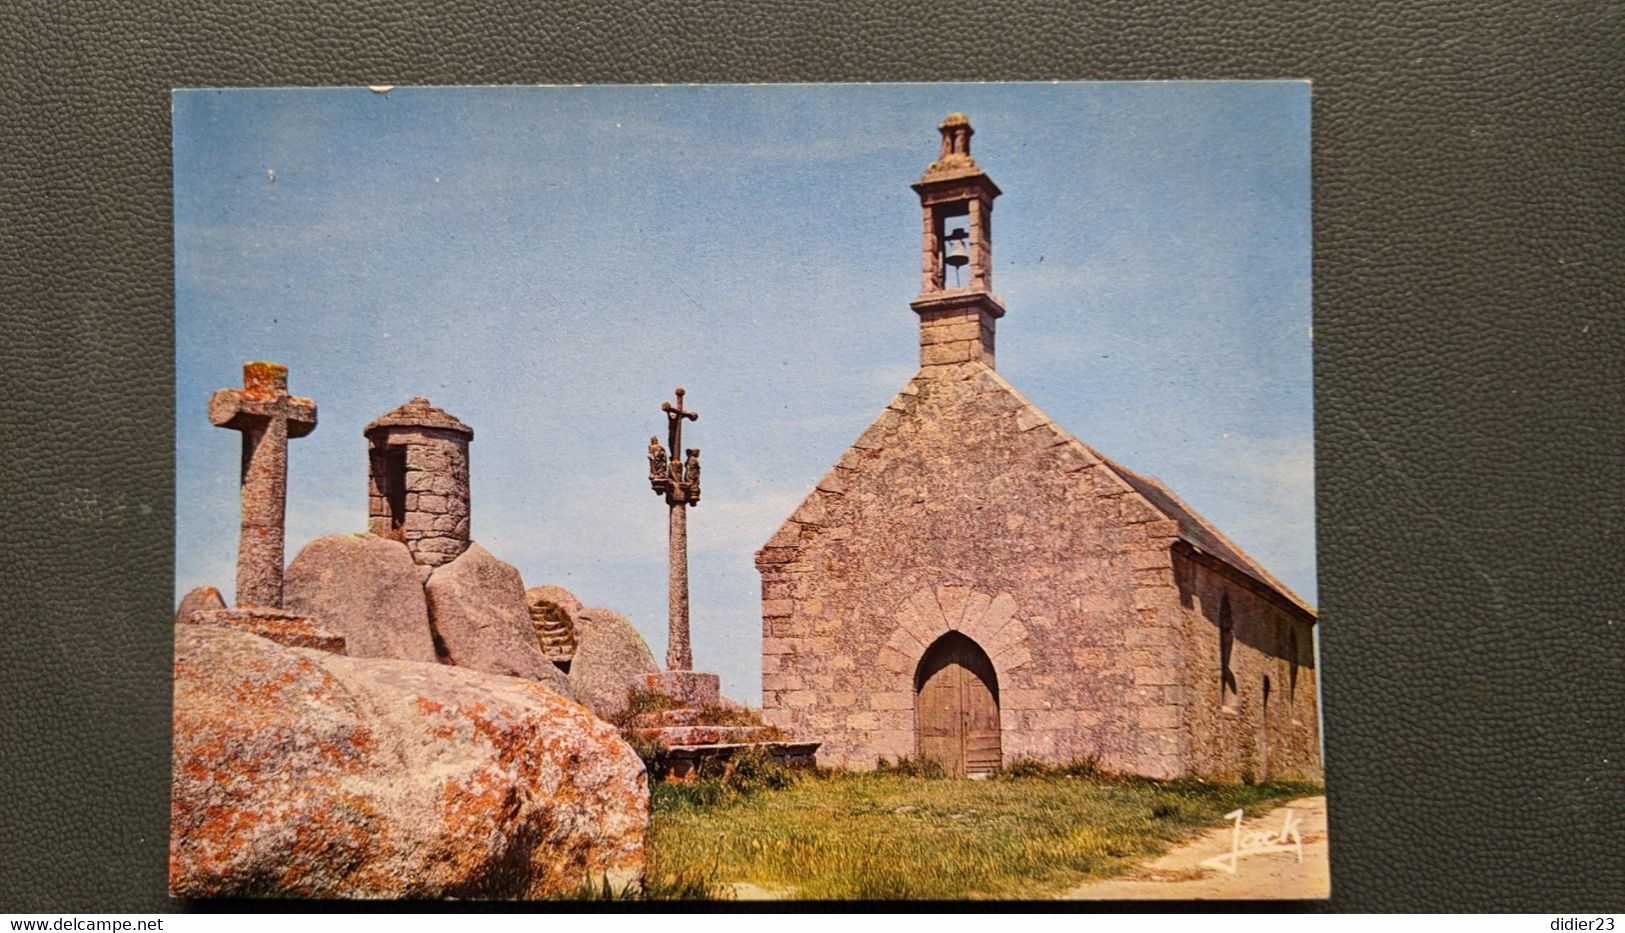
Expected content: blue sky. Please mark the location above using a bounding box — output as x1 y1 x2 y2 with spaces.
174 83 1312 705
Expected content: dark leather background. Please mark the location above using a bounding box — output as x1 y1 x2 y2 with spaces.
2 0 1620 913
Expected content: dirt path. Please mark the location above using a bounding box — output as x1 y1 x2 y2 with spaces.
1061 795 1330 901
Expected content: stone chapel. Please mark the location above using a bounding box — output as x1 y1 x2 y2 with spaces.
755 114 1322 781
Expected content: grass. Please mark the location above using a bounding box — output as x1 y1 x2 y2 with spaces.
645 759 1320 900
595 690 1318 900
567 866 727 901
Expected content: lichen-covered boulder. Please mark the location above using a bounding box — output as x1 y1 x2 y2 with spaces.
186 606 346 654
284 534 437 663
174 586 226 625
424 542 571 696
569 608 660 718
169 624 648 899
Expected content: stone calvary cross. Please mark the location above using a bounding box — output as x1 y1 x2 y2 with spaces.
648 387 701 671
209 361 317 608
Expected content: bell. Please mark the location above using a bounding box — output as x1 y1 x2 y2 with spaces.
942 227 970 268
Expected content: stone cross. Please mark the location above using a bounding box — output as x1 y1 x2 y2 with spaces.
209 362 317 609
648 387 700 671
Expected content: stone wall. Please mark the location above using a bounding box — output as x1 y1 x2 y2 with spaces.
1168 548 1323 781
367 426 471 570
915 304 996 368
756 361 1194 777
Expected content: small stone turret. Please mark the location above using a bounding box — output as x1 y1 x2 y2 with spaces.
364 397 473 571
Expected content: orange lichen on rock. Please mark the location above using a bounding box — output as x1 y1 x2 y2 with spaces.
170 623 648 899
240 361 289 398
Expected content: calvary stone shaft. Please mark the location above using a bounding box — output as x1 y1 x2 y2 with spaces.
648 387 700 672
208 361 317 608
667 501 691 671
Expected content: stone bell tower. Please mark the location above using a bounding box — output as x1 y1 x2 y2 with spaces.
909 113 1003 371
363 397 473 574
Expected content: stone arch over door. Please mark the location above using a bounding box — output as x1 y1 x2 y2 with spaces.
877 585 1033 683
915 631 1001 777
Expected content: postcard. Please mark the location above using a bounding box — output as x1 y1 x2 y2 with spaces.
170 82 1322 901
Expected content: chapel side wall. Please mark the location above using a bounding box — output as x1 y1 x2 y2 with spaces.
1171 549 1323 782
758 365 1190 778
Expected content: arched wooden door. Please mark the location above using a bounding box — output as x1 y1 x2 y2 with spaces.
915 631 1001 777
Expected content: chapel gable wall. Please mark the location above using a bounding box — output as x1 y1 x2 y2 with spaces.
758 366 1190 777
